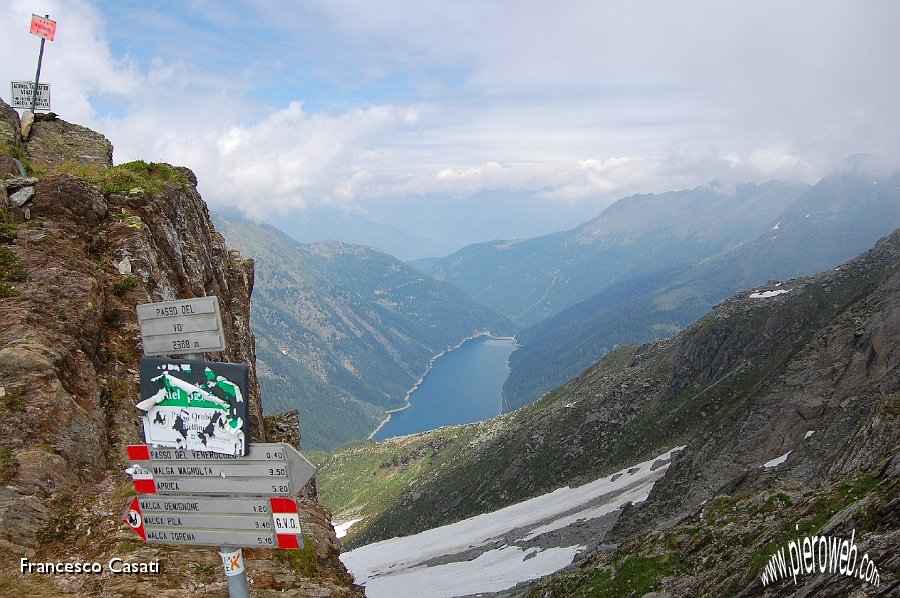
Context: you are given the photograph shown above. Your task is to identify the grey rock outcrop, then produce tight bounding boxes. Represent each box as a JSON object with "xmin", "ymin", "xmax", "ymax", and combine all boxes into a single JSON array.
[
  {"xmin": 0, "ymin": 101, "xmax": 20, "ymax": 147},
  {"xmin": 24, "ymin": 114, "xmax": 113, "ymax": 168}
]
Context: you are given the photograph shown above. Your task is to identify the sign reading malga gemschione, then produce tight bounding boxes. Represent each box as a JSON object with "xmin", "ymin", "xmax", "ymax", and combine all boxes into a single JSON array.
[{"xmin": 138, "ymin": 357, "xmax": 249, "ymax": 456}]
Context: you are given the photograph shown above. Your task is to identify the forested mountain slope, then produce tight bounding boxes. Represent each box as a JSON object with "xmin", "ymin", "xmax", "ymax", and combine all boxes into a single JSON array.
[
  {"xmin": 215, "ymin": 215, "xmax": 515, "ymax": 450},
  {"xmin": 428, "ymin": 181, "xmax": 804, "ymax": 325}
]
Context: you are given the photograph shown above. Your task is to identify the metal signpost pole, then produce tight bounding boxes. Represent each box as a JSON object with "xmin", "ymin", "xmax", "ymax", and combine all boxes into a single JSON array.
[
  {"xmin": 30, "ymin": 15, "xmax": 48, "ymax": 114},
  {"xmin": 182, "ymin": 352, "xmax": 250, "ymax": 598},
  {"xmin": 132, "ymin": 299, "xmax": 311, "ymax": 598}
]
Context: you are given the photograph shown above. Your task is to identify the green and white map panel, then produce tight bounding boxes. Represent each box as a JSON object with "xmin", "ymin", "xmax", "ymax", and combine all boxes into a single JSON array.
[{"xmin": 138, "ymin": 357, "xmax": 250, "ymax": 456}]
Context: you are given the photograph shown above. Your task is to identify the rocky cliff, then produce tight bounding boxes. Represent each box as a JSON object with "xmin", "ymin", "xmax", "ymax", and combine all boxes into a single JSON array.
[{"xmin": 0, "ymin": 102, "xmax": 363, "ymax": 596}]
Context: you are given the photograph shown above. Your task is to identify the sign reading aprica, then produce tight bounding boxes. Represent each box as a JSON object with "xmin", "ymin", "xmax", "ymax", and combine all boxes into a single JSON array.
[{"xmin": 30, "ymin": 15, "xmax": 57, "ymax": 41}]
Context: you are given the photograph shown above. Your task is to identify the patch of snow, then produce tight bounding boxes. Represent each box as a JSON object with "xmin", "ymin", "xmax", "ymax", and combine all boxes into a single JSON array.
[
  {"xmin": 749, "ymin": 289, "xmax": 789, "ymax": 299},
  {"xmin": 357, "ymin": 545, "xmax": 584, "ymax": 598},
  {"xmin": 342, "ymin": 447, "xmax": 683, "ymax": 597},
  {"xmin": 804, "ymin": 430, "xmax": 815, "ymax": 439},
  {"xmin": 494, "ymin": 240, "xmax": 522, "ymax": 251},
  {"xmin": 335, "ymin": 519, "xmax": 362, "ymax": 539},
  {"xmin": 762, "ymin": 450, "xmax": 792, "ymax": 468},
  {"xmin": 518, "ymin": 476, "xmax": 657, "ymax": 542}
]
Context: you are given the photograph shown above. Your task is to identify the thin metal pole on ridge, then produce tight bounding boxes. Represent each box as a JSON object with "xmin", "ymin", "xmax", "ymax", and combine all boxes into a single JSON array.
[{"xmin": 30, "ymin": 15, "xmax": 49, "ymax": 114}]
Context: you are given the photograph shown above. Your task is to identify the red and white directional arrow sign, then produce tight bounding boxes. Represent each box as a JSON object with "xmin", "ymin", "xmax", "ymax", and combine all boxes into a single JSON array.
[
  {"xmin": 124, "ymin": 442, "xmax": 316, "ymax": 497},
  {"xmin": 122, "ymin": 494, "xmax": 304, "ymax": 549}
]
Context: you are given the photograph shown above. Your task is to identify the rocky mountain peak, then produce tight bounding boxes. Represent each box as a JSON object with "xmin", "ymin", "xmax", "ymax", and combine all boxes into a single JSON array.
[{"xmin": 0, "ymin": 99, "xmax": 362, "ymax": 596}]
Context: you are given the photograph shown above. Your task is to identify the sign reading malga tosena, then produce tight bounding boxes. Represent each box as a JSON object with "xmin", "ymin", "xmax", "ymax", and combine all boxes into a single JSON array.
[
  {"xmin": 30, "ymin": 15, "xmax": 57, "ymax": 41},
  {"xmin": 138, "ymin": 357, "xmax": 249, "ymax": 456}
]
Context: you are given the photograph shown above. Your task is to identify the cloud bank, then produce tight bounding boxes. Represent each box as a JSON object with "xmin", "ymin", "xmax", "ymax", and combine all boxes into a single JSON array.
[{"xmin": 1, "ymin": 0, "xmax": 897, "ymax": 222}]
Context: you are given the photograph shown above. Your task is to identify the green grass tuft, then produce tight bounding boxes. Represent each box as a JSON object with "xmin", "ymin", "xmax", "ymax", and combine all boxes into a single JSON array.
[
  {"xmin": 52, "ymin": 160, "xmax": 188, "ymax": 196},
  {"xmin": 111, "ymin": 275, "xmax": 139, "ymax": 296},
  {"xmin": 273, "ymin": 537, "xmax": 318, "ymax": 577}
]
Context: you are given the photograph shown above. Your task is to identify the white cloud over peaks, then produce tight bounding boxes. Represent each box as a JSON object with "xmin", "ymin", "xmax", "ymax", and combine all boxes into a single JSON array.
[
  {"xmin": 111, "ymin": 101, "xmax": 424, "ymax": 218},
  {"xmin": 424, "ymin": 157, "xmax": 639, "ymax": 201}
]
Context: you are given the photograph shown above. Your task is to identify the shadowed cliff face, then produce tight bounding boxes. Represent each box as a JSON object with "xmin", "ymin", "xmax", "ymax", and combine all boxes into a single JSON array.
[{"xmin": 0, "ymin": 102, "xmax": 363, "ymax": 596}]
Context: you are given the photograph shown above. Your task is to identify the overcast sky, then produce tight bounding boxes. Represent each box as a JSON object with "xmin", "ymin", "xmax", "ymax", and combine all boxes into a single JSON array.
[{"xmin": 1, "ymin": 1, "xmax": 898, "ymax": 232}]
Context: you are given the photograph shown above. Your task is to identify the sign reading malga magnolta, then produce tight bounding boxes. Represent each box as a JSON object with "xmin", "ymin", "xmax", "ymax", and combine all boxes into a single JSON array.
[
  {"xmin": 30, "ymin": 15, "xmax": 56, "ymax": 41},
  {"xmin": 138, "ymin": 357, "xmax": 250, "ymax": 456}
]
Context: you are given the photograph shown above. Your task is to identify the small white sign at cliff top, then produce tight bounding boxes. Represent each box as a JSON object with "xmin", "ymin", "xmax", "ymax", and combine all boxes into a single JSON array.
[
  {"xmin": 10, "ymin": 81, "xmax": 50, "ymax": 111},
  {"xmin": 137, "ymin": 297, "xmax": 226, "ymax": 356}
]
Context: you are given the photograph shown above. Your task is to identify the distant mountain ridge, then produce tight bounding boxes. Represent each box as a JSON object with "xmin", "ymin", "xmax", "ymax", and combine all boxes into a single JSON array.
[
  {"xmin": 502, "ymin": 166, "xmax": 900, "ymax": 410},
  {"xmin": 427, "ymin": 180, "xmax": 806, "ymax": 326},
  {"xmin": 214, "ymin": 214, "xmax": 515, "ymax": 450}
]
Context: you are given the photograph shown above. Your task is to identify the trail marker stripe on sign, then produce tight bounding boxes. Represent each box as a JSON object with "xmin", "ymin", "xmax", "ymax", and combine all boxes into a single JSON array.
[{"xmin": 271, "ymin": 497, "xmax": 304, "ymax": 549}]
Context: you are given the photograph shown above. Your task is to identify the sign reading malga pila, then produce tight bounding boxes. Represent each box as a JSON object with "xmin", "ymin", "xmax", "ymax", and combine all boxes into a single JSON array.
[
  {"xmin": 10, "ymin": 81, "xmax": 50, "ymax": 111},
  {"xmin": 138, "ymin": 357, "xmax": 249, "ymax": 456}
]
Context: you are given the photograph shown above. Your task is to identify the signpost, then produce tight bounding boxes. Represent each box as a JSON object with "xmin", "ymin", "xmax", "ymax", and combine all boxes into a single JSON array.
[
  {"xmin": 10, "ymin": 81, "xmax": 50, "ymax": 111},
  {"xmin": 129, "ymin": 298, "xmax": 316, "ymax": 598},
  {"xmin": 123, "ymin": 494, "xmax": 303, "ymax": 549},
  {"xmin": 124, "ymin": 443, "xmax": 316, "ymax": 497},
  {"xmin": 136, "ymin": 296, "xmax": 226, "ymax": 356},
  {"xmin": 27, "ymin": 14, "xmax": 56, "ymax": 114}
]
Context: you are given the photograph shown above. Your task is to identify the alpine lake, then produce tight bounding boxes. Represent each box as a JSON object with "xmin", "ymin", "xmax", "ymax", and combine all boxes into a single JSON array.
[{"xmin": 374, "ymin": 336, "xmax": 517, "ymax": 440}]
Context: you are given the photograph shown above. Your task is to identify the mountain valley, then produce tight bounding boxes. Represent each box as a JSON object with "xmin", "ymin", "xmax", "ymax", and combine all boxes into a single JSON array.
[{"xmin": 317, "ymin": 226, "xmax": 899, "ymax": 596}]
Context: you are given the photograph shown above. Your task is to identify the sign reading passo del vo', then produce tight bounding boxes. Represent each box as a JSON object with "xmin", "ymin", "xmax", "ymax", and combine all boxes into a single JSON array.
[
  {"xmin": 138, "ymin": 357, "xmax": 249, "ymax": 456},
  {"xmin": 136, "ymin": 297, "xmax": 226, "ymax": 356}
]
